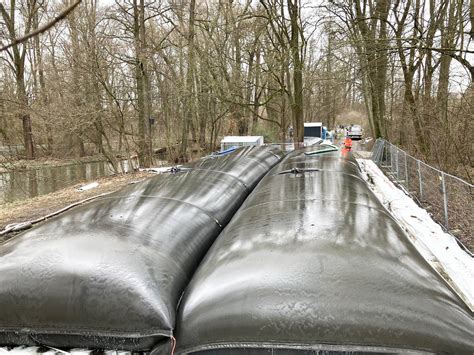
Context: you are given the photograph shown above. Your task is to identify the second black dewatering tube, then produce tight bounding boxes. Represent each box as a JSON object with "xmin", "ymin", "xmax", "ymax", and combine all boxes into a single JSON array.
[
  {"xmin": 175, "ymin": 146, "xmax": 474, "ymax": 354},
  {"xmin": 0, "ymin": 146, "xmax": 284, "ymax": 352}
]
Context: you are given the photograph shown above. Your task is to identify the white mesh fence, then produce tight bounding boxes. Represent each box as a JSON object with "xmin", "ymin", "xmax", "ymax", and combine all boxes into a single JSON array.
[{"xmin": 371, "ymin": 139, "xmax": 473, "ymax": 252}]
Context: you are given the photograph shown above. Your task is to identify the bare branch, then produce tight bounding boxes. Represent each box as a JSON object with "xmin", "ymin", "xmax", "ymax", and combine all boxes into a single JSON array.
[{"xmin": 0, "ymin": 0, "xmax": 82, "ymax": 52}]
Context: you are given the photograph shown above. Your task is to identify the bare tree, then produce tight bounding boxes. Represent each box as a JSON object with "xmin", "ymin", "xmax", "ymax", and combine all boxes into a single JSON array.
[
  {"xmin": 0, "ymin": 0, "xmax": 36, "ymax": 159},
  {"xmin": 133, "ymin": 0, "xmax": 152, "ymax": 167}
]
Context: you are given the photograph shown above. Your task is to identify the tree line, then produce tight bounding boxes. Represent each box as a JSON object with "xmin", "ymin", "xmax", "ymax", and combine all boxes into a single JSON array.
[
  {"xmin": 0, "ymin": 0, "xmax": 472, "ymax": 178},
  {"xmin": 329, "ymin": 0, "xmax": 473, "ymax": 178}
]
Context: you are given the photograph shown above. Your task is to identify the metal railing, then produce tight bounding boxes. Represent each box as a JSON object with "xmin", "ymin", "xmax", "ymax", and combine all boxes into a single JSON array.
[{"xmin": 371, "ymin": 138, "xmax": 473, "ymax": 252}]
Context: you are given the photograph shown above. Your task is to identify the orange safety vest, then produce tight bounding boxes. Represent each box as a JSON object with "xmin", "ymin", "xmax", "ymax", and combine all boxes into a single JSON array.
[{"xmin": 344, "ymin": 137, "xmax": 353, "ymax": 148}]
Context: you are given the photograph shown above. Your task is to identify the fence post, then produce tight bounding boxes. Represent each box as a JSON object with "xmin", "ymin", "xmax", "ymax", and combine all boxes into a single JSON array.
[
  {"xmin": 417, "ymin": 160, "xmax": 423, "ymax": 200},
  {"xmin": 404, "ymin": 151, "xmax": 408, "ymax": 189},
  {"xmin": 390, "ymin": 144, "xmax": 393, "ymax": 173},
  {"xmin": 378, "ymin": 139, "xmax": 384, "ymax": 164},
  {"xmin": 441, "ymin": 172, "xmax": 449, "ymax": 229},
  {"xmin": 374, "ymin": 140, "xmax": 380, "ymax": 164},
  {"xmin": 372, "ymin": 140, "xmax": 380, "ymax": 163},
  {"xmin": 379, "ymin": 140, "xmax": 384, "ymax": 164},
  {"xmin": 395, "ymin": 147, "xmax": 399, "ymax": 180}
]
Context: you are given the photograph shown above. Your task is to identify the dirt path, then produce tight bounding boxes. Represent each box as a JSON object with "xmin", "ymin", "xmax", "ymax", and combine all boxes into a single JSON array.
[{"xmin": 0, "ymin": 171, "xmax": 155, "ymax": 239}]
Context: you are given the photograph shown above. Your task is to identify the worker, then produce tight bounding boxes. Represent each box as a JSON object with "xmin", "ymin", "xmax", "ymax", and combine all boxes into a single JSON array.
[{"xmin": 344, "ymin": 137, "xmax": 353, "ymax": 151}]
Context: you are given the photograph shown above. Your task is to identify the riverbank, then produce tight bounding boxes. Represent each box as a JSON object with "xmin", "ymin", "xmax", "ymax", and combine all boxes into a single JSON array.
[
  {"xmin": 0, "ymin": 171, "xmax": 155, "ymax": 240},
  {"xmin": 0, "ymin": 155, "xmax": 108, "ymax": 172}
]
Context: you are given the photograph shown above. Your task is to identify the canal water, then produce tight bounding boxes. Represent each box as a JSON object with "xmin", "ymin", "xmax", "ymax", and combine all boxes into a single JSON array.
[{"xmin": 0, "ymin": 159, "xmax": 141, "ymax": 205}]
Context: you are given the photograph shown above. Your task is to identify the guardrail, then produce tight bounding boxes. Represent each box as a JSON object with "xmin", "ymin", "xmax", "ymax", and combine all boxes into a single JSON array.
[{"xmin": 371, "ymin": 138, "xmax": 473, "ymax": 252}]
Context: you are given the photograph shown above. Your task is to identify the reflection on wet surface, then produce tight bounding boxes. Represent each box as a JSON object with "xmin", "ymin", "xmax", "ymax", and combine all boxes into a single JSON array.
[
  {"xmin": 0, "ymin": 159, "xmax": 141, "ymax": 205},
  {"xmin": 176, "ymin": 148, "xmax": 474, "ymax": 354},
  {"xmin": 0, "ymin": 146, "xmax": 284, "ymax": 350}
]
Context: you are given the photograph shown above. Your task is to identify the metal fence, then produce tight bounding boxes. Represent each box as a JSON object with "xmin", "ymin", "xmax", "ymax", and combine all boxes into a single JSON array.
[{"xmin": 371, "ymin": 138, "xmax": 473, "ymax": 252}]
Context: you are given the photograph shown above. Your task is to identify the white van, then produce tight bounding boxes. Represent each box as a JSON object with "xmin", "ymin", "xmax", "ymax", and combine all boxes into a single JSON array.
[{"xmin": 347, "ymin": 125, "xmax": 362, "ymax": 140}]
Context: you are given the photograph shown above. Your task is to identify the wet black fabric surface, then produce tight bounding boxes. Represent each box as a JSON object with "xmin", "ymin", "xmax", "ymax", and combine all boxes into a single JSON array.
[
  {"xmin": 176, "ymin": 147, "xmax": 474, "ymax": 354},
  {"xmin": 191, "ymin": 349, "xmax": 402, "ymax": 355},
  {"xmin": 0, "ymin": 146, "xmax": 283, "ymax": 351}
]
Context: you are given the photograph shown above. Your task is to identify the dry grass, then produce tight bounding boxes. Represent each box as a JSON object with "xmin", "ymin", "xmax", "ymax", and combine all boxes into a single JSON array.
[{"xmin": 0, "ymin": 171, "xmax": 155, "ymax": 233}]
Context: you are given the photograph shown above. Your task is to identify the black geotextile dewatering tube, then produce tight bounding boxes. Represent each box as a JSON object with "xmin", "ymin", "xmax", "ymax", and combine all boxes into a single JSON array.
[
  {"xmin": 0, "ymin": 146, "xmax": 284, "ymax": 352},
  {"xmin": 175, "ymin": 145, "xmax": 474, "ymax": 354}
]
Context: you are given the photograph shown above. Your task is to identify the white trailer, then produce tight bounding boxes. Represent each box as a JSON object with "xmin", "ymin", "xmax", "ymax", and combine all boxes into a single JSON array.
[
  {"xmin": 303, "ymin": 122, "xmax": 323, "ymax": 146},
  {"xmin": 304, "ymin": 122, "xmax": 323, "ymax": 138},
  {"xmin": 220, "ymin": 136, "xmax": 264, "ymax": 151}
]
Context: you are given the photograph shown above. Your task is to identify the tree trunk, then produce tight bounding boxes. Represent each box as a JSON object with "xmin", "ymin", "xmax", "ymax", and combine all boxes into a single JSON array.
[
  {"xmin": 0, "ymin": 0, "xmax": 35, "ymax": 159},
  {"xmin": 288, "ymin": 0, "xmax": 304, "ymax": 146},
  {"xmin": 180, "ymin": 0, "xmax": 196, "ymax": 161},
  {"xmin": 470, "ymin": 0, "xmax": 474, "ymax": 40},
  {"xmin": 133, "ymin": 0, "xmax": 152, "ymax": 167},
  {"xmin": 67, "ymin": 1, "xmax": 86, "ymax": 157},
  {"xmin": 16, "ymin": 63, "xmax": 35, "ymax": 159},
  {"xmin": 251, "ymin": 45, "xmax": 261, "ymax": 134}
]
